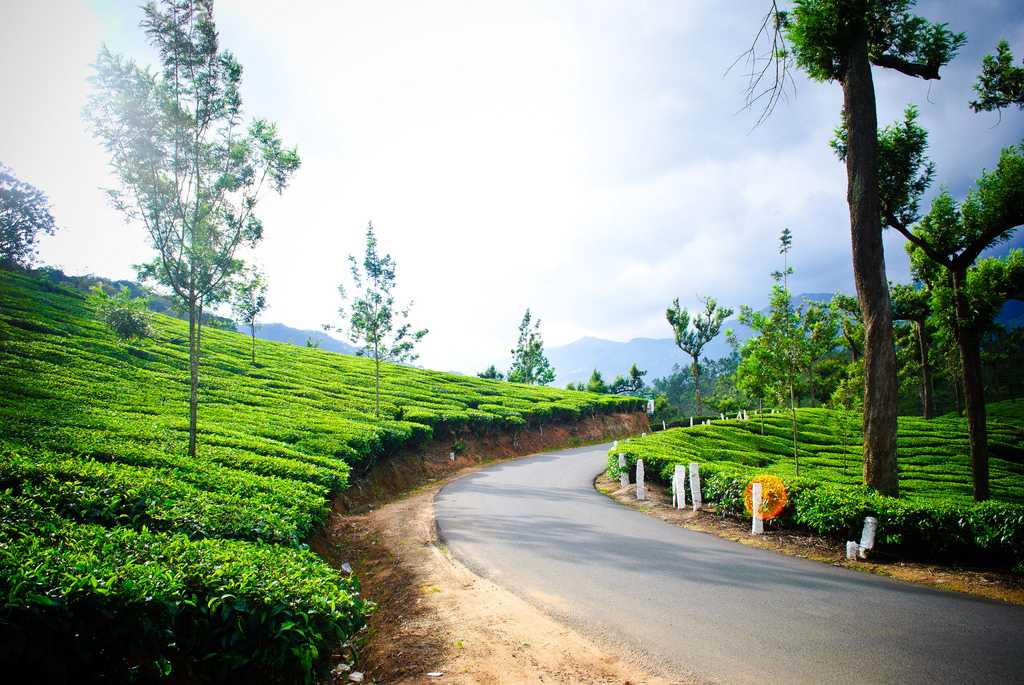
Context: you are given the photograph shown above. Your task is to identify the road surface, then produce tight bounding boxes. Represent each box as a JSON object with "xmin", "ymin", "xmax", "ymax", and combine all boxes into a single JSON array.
[{"xmin": 435, "ymin": 443, "xmax": 1024, "ymax": 684}]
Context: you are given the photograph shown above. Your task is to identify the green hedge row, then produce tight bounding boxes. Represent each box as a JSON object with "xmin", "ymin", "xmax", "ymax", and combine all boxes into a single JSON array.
[
  {"xmin": 608, "ymin": 453, "xmax": 1024, "ymax": 570},
  {"xmin": 0, "ymin": 495, "xmax": 369, "ymax": 684},
  {"xmin": 0, "ymin": 269, "xmax": 644, "ymax": 681}
]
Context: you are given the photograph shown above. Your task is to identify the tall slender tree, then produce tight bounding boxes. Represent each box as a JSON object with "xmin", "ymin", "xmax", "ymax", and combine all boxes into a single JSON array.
[
  {"xmin": 507, "ymin": 309, "xmax": 556, "ymax": 385},
  {"xmin": 337, "ymin": 221, "xmax": 428, "ymax": 418},
  {"xmin": 742, "ymin": 0, "xmax": 965, "ymax": 496},
  {"xmin": 85, "ymin": 0, "xmax": 300, "ymax": 457},
  {"xmin": 666, "ymin": 296, "xmax": 733, "ymax": 416},
  {"xmin": 231, "ymin": 265, "xmax": 268, "ymax": 363}
]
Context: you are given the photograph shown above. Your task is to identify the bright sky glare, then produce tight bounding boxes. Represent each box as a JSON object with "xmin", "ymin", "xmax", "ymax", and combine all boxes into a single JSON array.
[{"xmin": 2, "ymin": 1, "xmax": 1022, "ymax": 373}]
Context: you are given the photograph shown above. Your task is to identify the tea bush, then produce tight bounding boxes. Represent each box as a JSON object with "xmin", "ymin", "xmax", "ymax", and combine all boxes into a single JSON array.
[
  {"xmin": 609, "ymin": 407, "xmax": 1024, "ymax": 567},
  {"xmin": 0, "ymin": 270, "xmax": 640, "ymax": 681}
]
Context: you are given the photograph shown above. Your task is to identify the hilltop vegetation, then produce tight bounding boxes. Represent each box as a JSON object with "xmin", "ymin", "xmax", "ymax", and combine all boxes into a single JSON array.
[{"xmin": 0, "ymin": 270, "xmax": 639, "ymax": 682}]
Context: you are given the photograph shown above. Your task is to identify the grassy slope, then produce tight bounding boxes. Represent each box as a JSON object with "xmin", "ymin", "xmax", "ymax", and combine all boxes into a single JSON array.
[
  {"xmin": 615, "ymin": 403, "xmax": 1024, "ymax": 504},
  {"xmin": 0, "ymin": 270, "xmax": 639, "ymax": 678}
]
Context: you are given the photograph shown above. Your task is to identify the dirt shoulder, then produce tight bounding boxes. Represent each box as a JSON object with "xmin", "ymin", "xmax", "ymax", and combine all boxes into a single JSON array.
[
  {"xmin": 316, "ymin": 474, "xmax": 677, "ymax": 684},
  {"xmin": 595, "ymin": 473, "xmax": 1024, "ymax": 606}
]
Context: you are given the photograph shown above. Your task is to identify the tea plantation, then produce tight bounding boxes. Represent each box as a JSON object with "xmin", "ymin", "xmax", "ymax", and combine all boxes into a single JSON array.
[
  {"xmin": 611, "ymin": 405, "xmax": 1024, "ymax": 567},
  {"xmin": 0, "ymin": 270, "xmax": 641, "ymax": 682}
]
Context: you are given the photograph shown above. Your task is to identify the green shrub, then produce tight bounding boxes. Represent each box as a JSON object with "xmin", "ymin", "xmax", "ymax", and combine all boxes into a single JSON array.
[
  {"xmin": 609, "ymin": 412, "xmax": 1024, "ymax": 567},
  {"xmin": 0, "ymin": 496, "xmax": 368, "ymax": 684},
  {"xmin": 88, "ymin": 284, "xmax": 152, "ymax": 342}
]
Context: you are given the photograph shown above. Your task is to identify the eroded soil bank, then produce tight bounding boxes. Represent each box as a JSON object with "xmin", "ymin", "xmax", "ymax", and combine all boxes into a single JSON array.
[{"xmin": 332, "ymin": 411, "xmax": 648, "ymax": 513}]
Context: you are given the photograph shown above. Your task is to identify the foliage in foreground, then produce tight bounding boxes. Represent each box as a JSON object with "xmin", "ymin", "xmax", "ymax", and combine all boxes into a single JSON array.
[
  {"xmin": 0, "ymin": 270, "xmax": 640, "ymax": 681},
  {"xmin": 609, "ymin": 404, "xmax": 1024, "ymax": 566}
]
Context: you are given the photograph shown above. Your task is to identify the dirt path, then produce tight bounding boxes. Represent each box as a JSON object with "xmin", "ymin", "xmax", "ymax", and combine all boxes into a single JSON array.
[{"xmin": 317, "ymin": 479, "xmax": 676, "ymax": 684}]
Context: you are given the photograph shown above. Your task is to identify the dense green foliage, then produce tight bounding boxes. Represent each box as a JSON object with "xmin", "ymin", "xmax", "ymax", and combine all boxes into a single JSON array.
[
  {"xmin": 609, "ymin": 404, "xmax": 1024, "ymax": 565},
  {"xmin": 971, "ymin": 40, "xmax": 1024, "ymax": 114},
  {"xmin": 0, "ymin": 270, "xmax": 639, "ymax": 681},
  {"xmin": 88, "ymin": 284, "xmax": 153, "ymax": 343},
  {"xmin": 0, "ymin": 163, "xmax": 58, "ymax": 268}
]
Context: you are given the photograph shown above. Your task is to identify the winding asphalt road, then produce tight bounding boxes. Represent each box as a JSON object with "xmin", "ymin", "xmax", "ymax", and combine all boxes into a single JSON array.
[{"xmin": 435, "ymin": 443, "xmax": 1024, "ymax": 684}]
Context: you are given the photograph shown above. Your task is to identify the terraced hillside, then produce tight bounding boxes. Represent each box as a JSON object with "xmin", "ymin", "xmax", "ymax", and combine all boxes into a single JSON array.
[
  {"xmin": 612, "ymin": 405, "xmax": 1024, "ymax": 566},
  {"xmin": 615, "ymin": 405, "xmax": 1024, "ymax": 504},
  {"xmin": 0, "ymin": 270, "xmax": 641, "ymax": 682}
]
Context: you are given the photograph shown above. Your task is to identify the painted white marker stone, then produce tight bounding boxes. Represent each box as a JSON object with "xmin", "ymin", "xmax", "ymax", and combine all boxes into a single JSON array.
[
  {"xmin": 674, "ymin": 464, "xmax": 687, "ymax": 510},
  {"xmin": 688, "ymin": 462, "xmax": 702, "ymax": 511},
  {"xmin": 858, "ymin": 516, "xmax": 878, "ymax": 559},
  {"xmin": 636, "ymin": 459, "xmax": 646, "ymax": 500},
  {"xmin": 618, "ymin": 453, "xmax": 629, "ymax": 489},
  {"xmin": 689, "ymin": 416, "xmax": 694, "ymax": 428},
  {"xmin": 846, "ymin": 541, "xmax": 860, "ymax": 560},
  {"xmin": 449, "ymin": 451, "xmax": 455, "ymax": 462},
  {"xmin": 751, "ymin": 481, "xmax": 764, "ymax": 535}
]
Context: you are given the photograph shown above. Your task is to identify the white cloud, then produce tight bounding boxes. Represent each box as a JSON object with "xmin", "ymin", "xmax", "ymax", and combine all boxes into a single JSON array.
[{"xmin": 4, "ymin": 0, "xmax": 1022, "ymax": 375}]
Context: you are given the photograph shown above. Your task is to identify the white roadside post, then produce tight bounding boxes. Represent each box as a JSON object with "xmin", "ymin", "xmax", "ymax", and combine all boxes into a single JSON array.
[
  {"xmin": 663, "ymin": 420, "xmax": 667, "ymax": 431},
  {"xmin": 720, "ymin": 412, "xmax": 725, "ymax": 421},
  {"xmin": 618, "ymin": 453, "xmax": 628, "ymax": 489},
  {"xmin": 689, "ymin": 416, "xmax": 694, "ymax": 428},
  {"xmin": 688, "ymin": 462, "xmax": 702, "ymax": 511},
  {"xmin": 846, "ymin": 541, "xmax": 860, "ymax": 560},
  {"xmin": 636, "ymin": 459, "xmax": 646, "ymax": 500},
  {"xmin": 449, "ymin": 451, "xmax": 455, "ymax": 462},
  {"xmin": 674, "ymin": 464, "xmax": 687, "ymax": 510},
  {"xmin": 751, "ymin": 481, "xmax": 764, "ymax": 535},
  {"xmin": 858, "ymin": 516, "xmax": 878, "ymax": 559}
]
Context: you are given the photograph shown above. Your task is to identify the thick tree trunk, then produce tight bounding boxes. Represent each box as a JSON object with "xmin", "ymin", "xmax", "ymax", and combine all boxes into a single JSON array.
[
  {"xmin": 914, "ymin": 320, "xmax": 934, "ymax": 419},
  {"xmin": 691, "ymin": 357, "xmax": 703, "ymax": 416},
  {"xmin": 188, "ymin": 297, "xmax": 199, "ymax": 458},
  {"xmin": 952, "ymin": 269, "xmax": 989, "ymax": 501},
  {"xmin": 842, "ymin": 32, "xmax": 899, "ymax": 497}
]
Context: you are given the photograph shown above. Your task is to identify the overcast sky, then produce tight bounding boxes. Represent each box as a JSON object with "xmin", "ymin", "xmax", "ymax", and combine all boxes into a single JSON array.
[{"xmin": 3, "ymin": 1, "xmax": 1023, "ymax": 373}]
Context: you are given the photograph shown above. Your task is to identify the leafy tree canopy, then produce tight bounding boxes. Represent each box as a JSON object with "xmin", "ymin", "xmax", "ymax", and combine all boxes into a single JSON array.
[
  {"xmin": 0, "ymin": 164, "xmax": 58, "ymax": 267},
  {"xmin": 782, "ymin": 0, "xmax": 965, "ymax": 83},
  {"xmin": 971, "ymin": 40, "xmax": 1024, "ymax": 114}
]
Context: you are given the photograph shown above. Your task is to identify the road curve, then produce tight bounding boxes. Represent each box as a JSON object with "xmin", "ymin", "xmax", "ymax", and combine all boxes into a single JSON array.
[{"xmin": 435, "ymin": 443, "xmax": 1024, "ymax": 684}]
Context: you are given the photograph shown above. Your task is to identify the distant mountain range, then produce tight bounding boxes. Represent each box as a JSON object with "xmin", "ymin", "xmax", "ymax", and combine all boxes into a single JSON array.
[
  {"xmin": 242, "ymin": 322, "xmax": 359, "ymax": 355},
  {"xmin": 542, "ymin": 294, "xmax": 1023, "ymax": 387}
]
